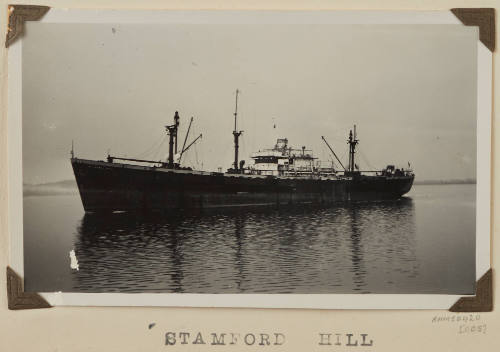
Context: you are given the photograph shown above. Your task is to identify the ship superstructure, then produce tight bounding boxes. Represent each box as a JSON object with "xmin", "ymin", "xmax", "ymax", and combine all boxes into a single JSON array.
[{"xmin": 249, "ymin": 138, "xmax": 342, "ymax": 177}]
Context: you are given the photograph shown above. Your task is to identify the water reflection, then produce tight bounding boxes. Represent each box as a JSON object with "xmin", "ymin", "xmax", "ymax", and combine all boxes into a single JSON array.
[
  {"xmin": 348, "ymin": 206, "xmax": 367, "ymax": 292},
  {"xmin": 233, "ymin": 215, "xmax": 245, "ymax": 291},
  {"xmin": 72, "ymin": 199, "xmax": 417, "ymax": 293}
]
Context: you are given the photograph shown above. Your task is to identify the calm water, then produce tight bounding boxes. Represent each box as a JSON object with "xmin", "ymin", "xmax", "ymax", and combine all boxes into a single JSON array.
[{"xmin": 23, "ymin": 185, "xmax": 476, "ymax": 294}]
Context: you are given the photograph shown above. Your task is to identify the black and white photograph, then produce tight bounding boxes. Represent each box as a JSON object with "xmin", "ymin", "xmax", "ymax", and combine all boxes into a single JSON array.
[{"xmin": 13, "ymin": 11, "xmax": 490, "ymax": 303}]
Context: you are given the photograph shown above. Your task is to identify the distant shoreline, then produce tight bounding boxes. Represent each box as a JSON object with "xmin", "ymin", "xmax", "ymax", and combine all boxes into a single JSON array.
[
  {"xmin": 413, "ymin": 180, "xmax": 476, "ymax": 185},
  {"xmin": 23, "ymin": 179, "xmax": 78, "ymax": 197}
]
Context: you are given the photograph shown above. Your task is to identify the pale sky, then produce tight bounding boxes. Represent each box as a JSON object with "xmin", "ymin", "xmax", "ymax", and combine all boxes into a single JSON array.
[{"xmin": 22, "ymin": 23, "xmax": 478, "ymax": 184}]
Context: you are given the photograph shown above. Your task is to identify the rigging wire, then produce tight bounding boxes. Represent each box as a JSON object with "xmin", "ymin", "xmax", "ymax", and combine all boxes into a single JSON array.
[
  {"xmin": 191, "ymin": 125, "xmax": 200, "ymax": 169},
  {"xmin": 241, "ymin": 133, "xmax": 247, "ymax": 165},
  {"xmin": 358, "ymin": 147, "xmax": 377, "ymax": 170},
  {"xmin": 196, "ymin": 124, "xmax": 203, "ymax": 169},
  {"xmin": 340, "ymin": 149, "xmax": 349, "ymax": 168},
  {"xmin": 150, "ymin": 136, "xmax": 168, "ymax": 161},
  {"xmin": 180, "ymin": 124, "xmax": 202, "ymax": 169},
  {"xmin": 133, "ymin": 134, "xmax": 167, "ymax": 159},
  {"xmin": 237, "ymin": 93, "xmax": 247, "ymax": 167},
  {"xmin": 321, "ymin": 144, "xmax": 338, "ymax": 170},
  {"xmin": 194, "ymin": 141, "xmax": 200, "ymax": 169}
]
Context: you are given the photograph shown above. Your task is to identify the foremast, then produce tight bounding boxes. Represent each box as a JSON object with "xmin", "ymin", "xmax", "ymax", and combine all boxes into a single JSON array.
[
  {"xmin": 232, "ymin": 89, "xmax": 244, "ymax": 173},
  {"xmin": 165, "ymin": 111, "xmax": 180, "ymax": 168}
]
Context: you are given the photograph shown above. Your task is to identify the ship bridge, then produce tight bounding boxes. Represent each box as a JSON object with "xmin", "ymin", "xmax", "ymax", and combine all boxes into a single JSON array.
[{"xmin": 249, "ymin": 138, "xmax": 335, "ymax": 177}]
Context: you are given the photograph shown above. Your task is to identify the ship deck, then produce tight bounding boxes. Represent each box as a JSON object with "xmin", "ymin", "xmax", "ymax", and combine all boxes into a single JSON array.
[{"xmin": 71, "ymin": 158, "xmax": 358, "ymax": 181}]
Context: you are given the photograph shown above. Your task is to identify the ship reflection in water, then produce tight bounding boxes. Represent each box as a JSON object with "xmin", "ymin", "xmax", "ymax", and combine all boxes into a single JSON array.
[{"xmin": 72, "ymin": 199, "xmax": 418, "ymax": 293}]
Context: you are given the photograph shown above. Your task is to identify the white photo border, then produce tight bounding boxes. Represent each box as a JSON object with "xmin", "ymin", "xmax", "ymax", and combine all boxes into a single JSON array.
[{"xmin": 7, "ymin": 9, "xmax": 492, "ymax": 309}]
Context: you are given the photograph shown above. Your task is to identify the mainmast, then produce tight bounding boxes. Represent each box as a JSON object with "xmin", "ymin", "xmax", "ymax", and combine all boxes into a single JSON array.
[
  {"xmin": 348, "ymin": 125, "xmax": 359, "ymax": 173},
  {"xmin": 232, "ymin": 89, "xmax": 243, "ymax": 172}
]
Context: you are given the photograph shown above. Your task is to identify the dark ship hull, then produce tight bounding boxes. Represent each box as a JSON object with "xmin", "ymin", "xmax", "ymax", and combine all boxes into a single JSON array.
[{"xmin": 72, "ymin": 158, "xmax": 414, "ymax": 213}]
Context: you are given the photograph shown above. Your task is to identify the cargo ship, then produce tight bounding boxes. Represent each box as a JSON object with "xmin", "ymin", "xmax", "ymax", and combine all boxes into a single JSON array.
[{"xmin": 71, "ymin": 91, "xmax": 414, "ymax": 213}]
